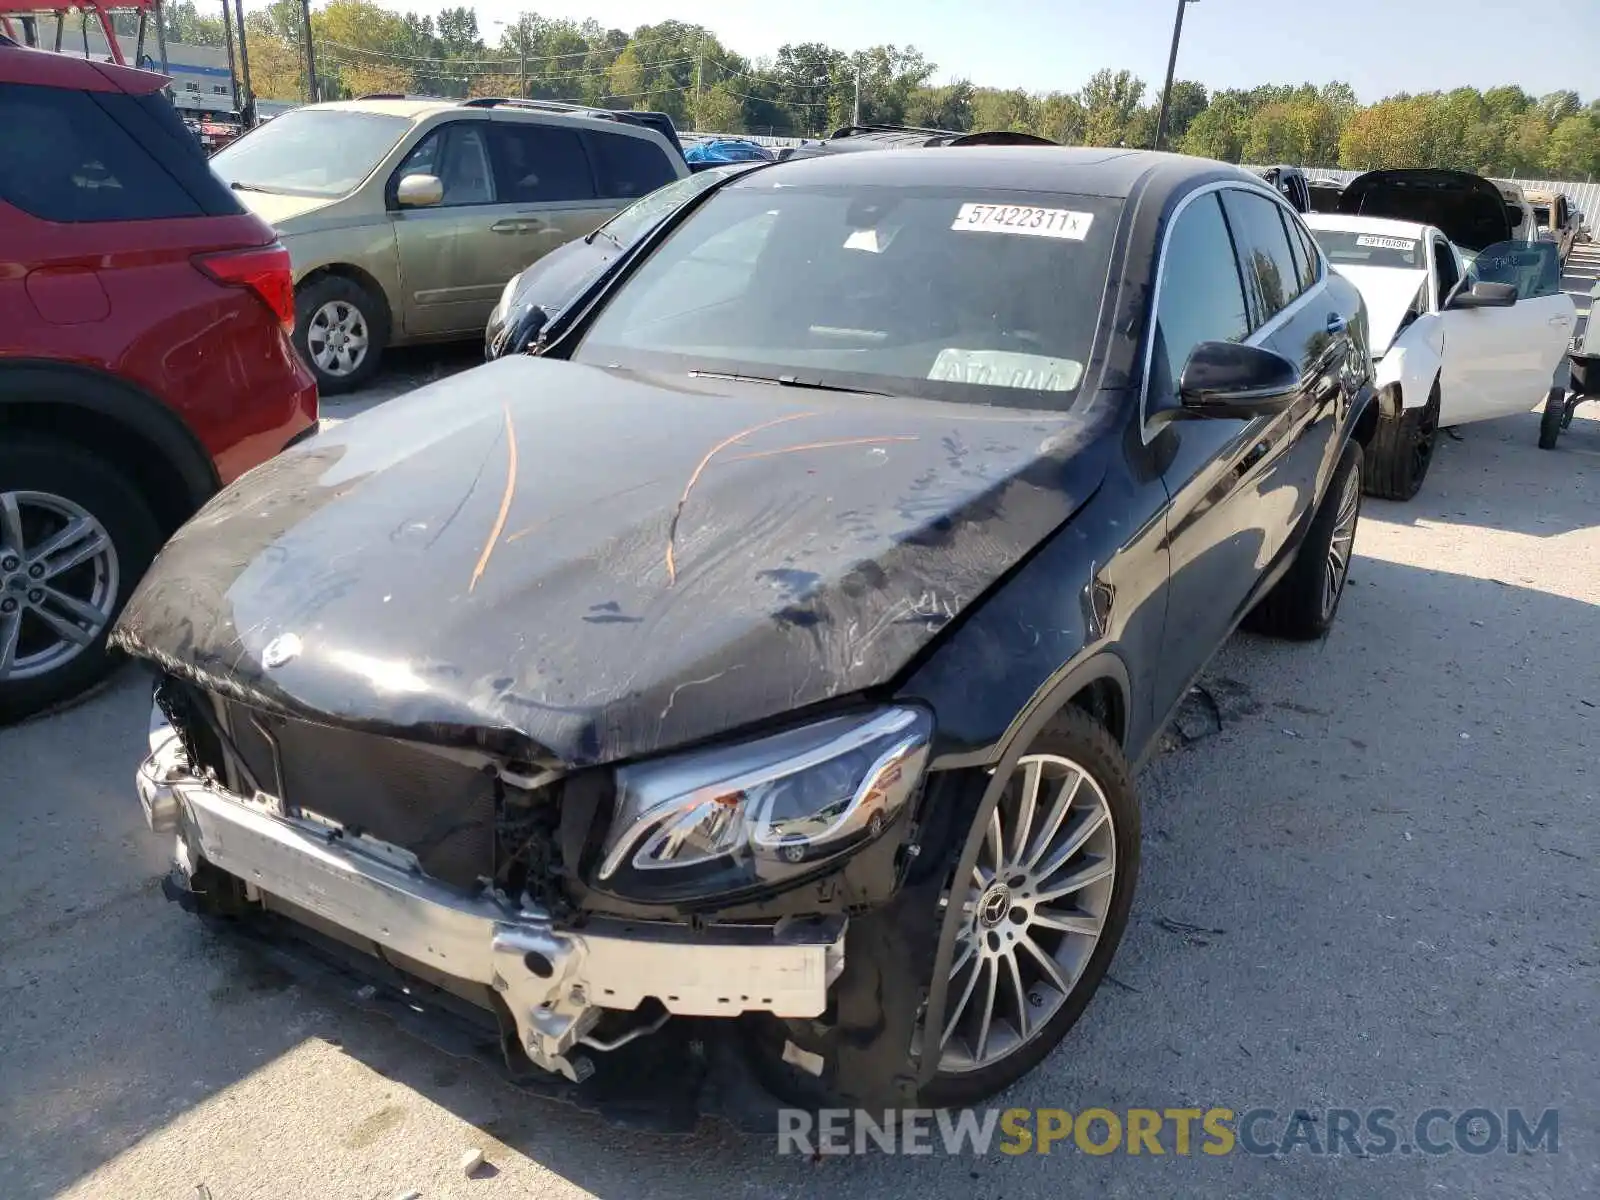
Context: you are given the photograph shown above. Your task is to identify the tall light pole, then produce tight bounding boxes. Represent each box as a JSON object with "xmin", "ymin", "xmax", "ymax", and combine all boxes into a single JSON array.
[
  {"xmin": 1152, "ymin": 0, "xmax": 1199, "ymax": 152},
  {"xmin": 233, "ymin": 0, "xmax": 253, "ymax": 124},
  {"xmin": 493, "ymin": 19, "xmax": 528, "ymax": 98},
  {"xmin": 299, "ymin": 0, "xmax": 318, "ymax": 102}
]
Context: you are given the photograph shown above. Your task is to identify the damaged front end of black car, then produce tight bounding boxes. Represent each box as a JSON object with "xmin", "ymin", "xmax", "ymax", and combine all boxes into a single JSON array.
[
  {"xmin": 115, "ymin": 343, "xmax": 1113, "ymax": 1126},
  {"xmin": 115, "ymin": 145, "xmax": 1373, "ymax": 1129}
]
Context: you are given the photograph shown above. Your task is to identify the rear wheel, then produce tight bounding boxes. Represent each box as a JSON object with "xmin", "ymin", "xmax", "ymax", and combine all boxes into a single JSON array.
[
  {"xmin": 1246, "ymin": 440, "xmax": 1362, "ymax": 641},
  {"xmin": 0, "ymin": 437, "xmax": 161, "ymax": 722},
  {"xmin": 921, "ymin": 706, "xmax": 1139, "ymax": 1108},
  {"xmin": 293, "ymin": 274, "xmax": 388, "ymax": 395},
  {"xmin": 1539, "ymin": 387, "xmax": 1568, "ymax": 450},
  {"xmin": 1362, "ymin": 384, "xmax": 1439, "ymax": 500}
]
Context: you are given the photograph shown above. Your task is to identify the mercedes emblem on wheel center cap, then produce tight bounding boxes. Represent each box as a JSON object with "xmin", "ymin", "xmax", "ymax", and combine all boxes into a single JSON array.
[{"xmin": 261, "ymin": 633, "xmax": 302, "ymax": 669}]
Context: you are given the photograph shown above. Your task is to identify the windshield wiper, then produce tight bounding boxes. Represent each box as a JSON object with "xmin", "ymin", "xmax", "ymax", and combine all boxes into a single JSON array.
[
  {"xmin": 228, "ymin": 181, "xmax": 275, "ymax": 193},
  {"xmin": 687, "ymin": 370, "xmax": 887, "ymax": 396},
  {"xmin": 585, "ymin": 226, "xmax": 624, "ymax": 248}
]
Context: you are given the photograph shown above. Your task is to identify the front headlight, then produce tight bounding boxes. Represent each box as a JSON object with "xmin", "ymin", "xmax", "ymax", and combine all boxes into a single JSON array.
[
  {"xmin": 596, "ymin": 706, "xmax": 933, "ymax": 902},
  {"xmin": 489, "ymin": 271, "xmax": 523, "ymax": 325}
]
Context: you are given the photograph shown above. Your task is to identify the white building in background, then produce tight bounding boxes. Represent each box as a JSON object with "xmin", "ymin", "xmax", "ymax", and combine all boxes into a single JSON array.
[{"xmin": 58, "ymin": 26, "xmax": 239, "ymax": 115}]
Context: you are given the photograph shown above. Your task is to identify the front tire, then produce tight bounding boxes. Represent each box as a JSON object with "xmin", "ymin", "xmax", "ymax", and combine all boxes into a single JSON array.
[
  {"xmin": 1362, "ymin": 384, "xmax": 1439, "ymax": 500},
  {"xmin": 1246, "ymin": 440, "xmax": 1362, "ymax": 641},
  {"xmin": 0, "ymin": 437, "xmax": 161, "ymax": 722},
  {"xmin": 293, "ymin": 274, "xmax": 388, "ymax": 395},
  {"xmin": 921, "ymin": 706, "xmax": 1140, "ymax": 1108},
  {"xmin": 1539, "ymin": 388, "xmax": 1568, "ymax": 450}
]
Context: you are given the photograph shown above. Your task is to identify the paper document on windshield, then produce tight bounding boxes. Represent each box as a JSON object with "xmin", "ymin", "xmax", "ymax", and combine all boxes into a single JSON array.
[
  {"xmin": 952, "ymin": 203, "xmax": 1094, "ymax": 240},
  {"xmin": 928, "ymin": 349, "xmax": 1084, "ymax": 392}
]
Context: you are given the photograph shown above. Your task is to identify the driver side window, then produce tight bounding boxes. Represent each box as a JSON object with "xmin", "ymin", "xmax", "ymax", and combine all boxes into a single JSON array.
[
  {"xmin": 395, "ymin": 124, "xmax": 495, "ymax": 206},
  {"xmin": 1150, "ymin": 192, "xmax": 1250, "ymax": 400},
  {"xmin": 1472, "ymin": 240, "xmax": 1561, "ymax": 300}
]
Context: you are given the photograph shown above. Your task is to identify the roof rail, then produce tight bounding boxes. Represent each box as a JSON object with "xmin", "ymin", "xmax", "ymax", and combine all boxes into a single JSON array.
[{"xmin": 460, "ymin": 96, "xmax": 612, "ymax": 117}]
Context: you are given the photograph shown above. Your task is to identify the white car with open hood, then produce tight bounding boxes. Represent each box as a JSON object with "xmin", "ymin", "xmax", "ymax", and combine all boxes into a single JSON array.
[{"xmin": 1308, "ymin": 169, "xmax": 1575, "ymax": 499}]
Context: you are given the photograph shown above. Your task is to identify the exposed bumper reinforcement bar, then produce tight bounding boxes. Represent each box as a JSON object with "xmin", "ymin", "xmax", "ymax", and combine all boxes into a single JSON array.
[{"xmin": 138, "ymin": 721, "xmax": 845, "ymax": 1080}]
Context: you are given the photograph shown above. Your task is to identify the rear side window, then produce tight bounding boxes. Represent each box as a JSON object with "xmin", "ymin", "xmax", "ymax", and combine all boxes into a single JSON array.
[
  {"xmin": 490, "ymin": 123, "xmax": 596, "ymax": 203},
  {"xmin": 589, "ymin": 130, "xmax": 677, "ymax": 200},
  {"xmin": 1220, "ymin": 189, "xmax": 1304, "ymax": 326},
  {"xmin": 0, "ymin": 82, "xmax": 233, "ymax": 222}
]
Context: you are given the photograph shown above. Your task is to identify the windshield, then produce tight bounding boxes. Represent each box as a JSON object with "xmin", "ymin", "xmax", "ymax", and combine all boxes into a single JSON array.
[
  {"xmin": 1313, "ymin": 229, "xmax": 1425, "ymax": 269},
  {"xmin": 573, "ymin": 180, "xmax": 1122, "ymax": 409},
  {"xmin": 597, "ymin": 165, "xmax": 748, "ymax": 248},
  {"xmin": 1533, "ymin": 204, "xmax": 1551, "ymax": 227},
  {"xmin": 210, "ymin": 109, "xmax": 411, "ymax": 198}
]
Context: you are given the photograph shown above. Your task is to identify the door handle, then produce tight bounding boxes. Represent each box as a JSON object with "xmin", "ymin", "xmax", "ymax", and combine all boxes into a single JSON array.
[
  {"xmin": 1549, "ymin": 315, "xmax": 1572, "ymax": 327},
  {"xmin": 1325, "ymin": 313, "xmax": 1348, "ymax": 334},
  {"xmin": 491, "ymin": 219, "xmax": 543, "ymax": 234}
]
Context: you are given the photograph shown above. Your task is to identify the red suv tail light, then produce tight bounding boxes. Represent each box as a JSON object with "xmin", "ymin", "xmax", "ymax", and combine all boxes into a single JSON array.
[{"xmin": 194, "ymin": 243, "xmax": 295, "ymax": 330}]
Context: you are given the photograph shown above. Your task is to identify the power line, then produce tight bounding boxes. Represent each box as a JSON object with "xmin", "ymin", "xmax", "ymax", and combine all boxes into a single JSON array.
[{"xmin": 317, "ymin": 36, "xmax": 611, "ymax": 68}]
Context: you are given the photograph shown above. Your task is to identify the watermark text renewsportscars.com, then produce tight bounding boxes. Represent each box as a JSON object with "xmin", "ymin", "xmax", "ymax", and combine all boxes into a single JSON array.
[{"xmin": 777, "ymin": 1106, "xmax": 1560, "ymax": 1157}]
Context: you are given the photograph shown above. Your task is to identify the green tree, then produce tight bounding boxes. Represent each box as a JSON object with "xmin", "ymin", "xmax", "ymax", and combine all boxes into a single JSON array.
[
  {"xmin": 1181, "ymin": 95, "xmax": 1248, "ymax": 161},
  {"xmin": 161, "ymin": 0, "xmax": 224, "ymax": 47},
  {"xmin": 970, "ymin": 88, "xmax": 1037, "ymax": 133},
  {"xmin": 905, "ymin": 81, "xmax": 976, "ymax": 131},
  {"xmin": 1538, "ymin": 89, "xmax": 1581, "ymax": 125},
  {"xmin": 1147, "ymin": 79, "xmax": 1208, "ymax": 148},
  {"xmin": 1544, "ymin": 114, "xmax": 1599, "ymax": 178},
  {"xmin": 693, "ymin": 82, "xmax": 744, "ymax": 133},
  {"xmin": 1036, "ymin": 91, "xmax": 1087, "ymax": 144},
  {"xmin": 1078, "ymin": 68, "xmax": 1145, "ymax": 146}
]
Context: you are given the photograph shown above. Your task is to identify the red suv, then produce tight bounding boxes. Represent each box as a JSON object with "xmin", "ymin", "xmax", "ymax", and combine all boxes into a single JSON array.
[{"xmin": 0, "ymin": 45, "xmax": 317, "ymax": 721}]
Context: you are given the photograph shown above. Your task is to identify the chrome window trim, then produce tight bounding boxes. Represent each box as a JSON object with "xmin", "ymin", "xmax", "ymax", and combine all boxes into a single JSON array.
[{"xmin": 1139, "ymin": 180, "xmax": 1327, "ymax": 444}]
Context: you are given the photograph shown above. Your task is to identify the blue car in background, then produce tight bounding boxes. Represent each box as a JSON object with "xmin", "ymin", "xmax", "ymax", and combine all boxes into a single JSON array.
[{"xmin": 684, "ymin": 136, "xmax": 776, "ymax": 171}]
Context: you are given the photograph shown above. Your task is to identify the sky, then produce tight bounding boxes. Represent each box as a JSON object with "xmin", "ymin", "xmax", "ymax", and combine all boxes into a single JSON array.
[{"xmin": 375, "ymin": 0, "xmax": 1600, "ymax": 103}]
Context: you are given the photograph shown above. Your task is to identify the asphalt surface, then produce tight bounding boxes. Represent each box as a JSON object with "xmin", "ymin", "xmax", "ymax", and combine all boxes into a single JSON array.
[{"xmin": 3, "ymin": 264, "xmax": 1599, "ymax": 1198}]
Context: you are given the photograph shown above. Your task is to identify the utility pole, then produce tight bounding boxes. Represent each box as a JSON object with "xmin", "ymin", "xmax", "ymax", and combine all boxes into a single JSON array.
[
  {"xmin": 233, "ymin": 0, "xmax": 253, "ymax": 124},
  {"xmin": 517, "ymin": 21, "xmax": 527, "ymax": 99},
  {"xmin": 153, "ymin": 0, "xmax": 168, "ymax": 72},
  {"xmin": 853, "ymin": 60, "xmax": 861, "ymax": 126},
  {"xmin": 1153, "ymin": 0, "xmax": 1198, "ymax": 151},
  {"xmin": 298, "ymin": 0, "xmax": 318, "ymax": 102},
  {"xmin": 218, "ymin": 0, "xmax": 239, "ymax": 114},
  {"xmin": 694, "ymin": 54, "xmax": 702, "ymax": 123}
]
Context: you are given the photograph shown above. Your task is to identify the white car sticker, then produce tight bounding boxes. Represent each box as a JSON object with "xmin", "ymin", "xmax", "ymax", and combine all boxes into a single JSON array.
[
  {"xmin": 1355, "ymin": 234, "xmax": 1416, "ymax": 252},
  {"xmin": 928, "ymin": 349, "xmax": 1084, "ymax": 392},
  {"xmin": 951, "ymin": 203, "xmax": 1094, "ymax": 240}
]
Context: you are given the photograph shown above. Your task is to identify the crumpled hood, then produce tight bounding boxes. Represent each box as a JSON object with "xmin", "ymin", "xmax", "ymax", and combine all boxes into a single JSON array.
[
  {"xmin": 1331, "ymin": 264, "xmax": 1428, "ymax": 355},
  {"xmin": 114, "ymin": 357, "xmax": 1110, "ymax": 767}
]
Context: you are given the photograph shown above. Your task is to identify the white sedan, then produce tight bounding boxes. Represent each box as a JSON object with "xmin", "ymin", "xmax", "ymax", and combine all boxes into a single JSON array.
[{"xmin": 1304, "ymin": 212, "xmax": 1574, "ymax": 499}]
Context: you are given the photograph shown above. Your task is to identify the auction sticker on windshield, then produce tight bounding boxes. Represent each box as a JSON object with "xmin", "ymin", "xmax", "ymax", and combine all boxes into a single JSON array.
[
  {"xmin": 952, "ymin": 203, "xmax": 1094, "ymax": 240},
  {"xmin": 1355, "ymin": 234, "xmax": 1416, "ymax": 252},
  {"xmin": 928, "ymin": 349, "xmax": 1084, "ymax": 392}
]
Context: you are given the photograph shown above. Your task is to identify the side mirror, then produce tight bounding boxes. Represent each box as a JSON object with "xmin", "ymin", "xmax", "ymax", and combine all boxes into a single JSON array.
[
  {"xmin": 397, "ymin": 173, "xmax": 444, "ymax": 208},
  {"xmin": 1505, "ymin": 204, "xmax": 1524, "ymax": 229},
  {"xmin": 498, "ymin": 302, "xmax": 551, "ymax": 356},
  {"xmin": 1447, "ymin": 281, "xmax": 1519, "ymax": 309},
  {"xmin": 1174, "ymin": 341, "xmax": 1301, "ymax": 419}
]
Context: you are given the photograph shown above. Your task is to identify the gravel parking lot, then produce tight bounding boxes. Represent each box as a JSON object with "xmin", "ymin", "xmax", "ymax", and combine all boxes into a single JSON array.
[{"xmin": 4, "ymin": 272, "xmax": 1598, "ymax": 1197}]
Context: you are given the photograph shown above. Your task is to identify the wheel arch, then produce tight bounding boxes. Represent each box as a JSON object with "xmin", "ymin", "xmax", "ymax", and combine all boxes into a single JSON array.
[
  {"xmin": 296, "ymin": 263, "xmax": 395, "ymax": 334},
  {"xmin": 0, "ymin": 361, "xmax": 217, "ymax": 536},
  {"xmin": 913, "ymin": 648, "xmax": 1133, "ymax": 1089}
]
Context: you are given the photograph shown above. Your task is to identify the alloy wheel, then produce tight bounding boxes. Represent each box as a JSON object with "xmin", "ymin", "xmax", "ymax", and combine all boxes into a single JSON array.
[
  {"xmin": 306, "ymin": 299, "xmax": 370, "ymax": 377},
  {"xmin": 1411, "ymin": 397, "xmax": 1439, "ymax": 484},
  {"xmin": 938, "ymin": 753, "xmax": 1117, "ymax": 1074},
  {"xmin": 0, "ymin": 490, "xmax": 119, "ymax": 681},
  {"xmin": 1322, "ymin": 467, "xmax": 1360, "ymax": 620}
]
